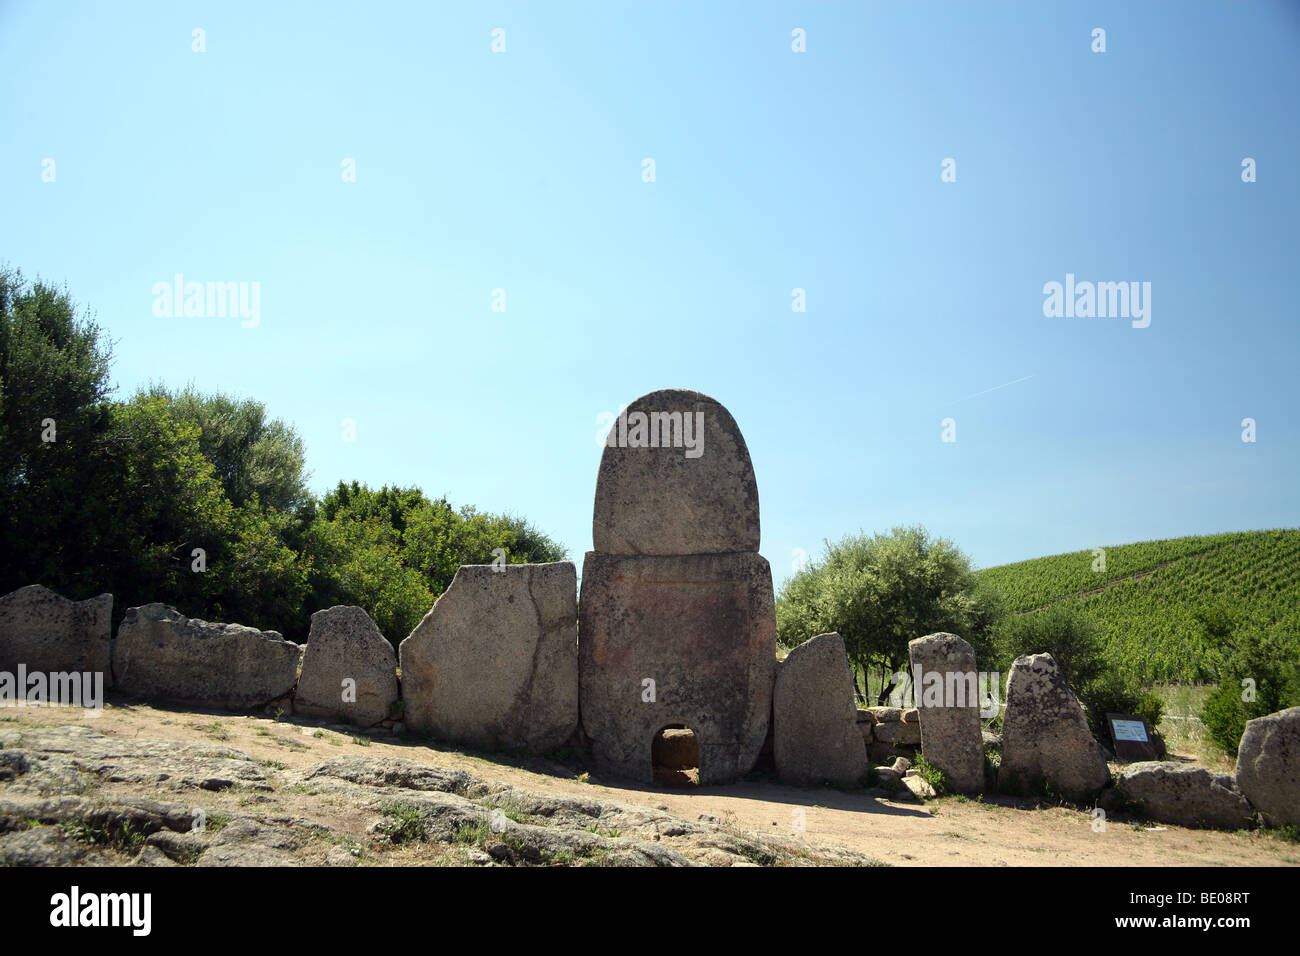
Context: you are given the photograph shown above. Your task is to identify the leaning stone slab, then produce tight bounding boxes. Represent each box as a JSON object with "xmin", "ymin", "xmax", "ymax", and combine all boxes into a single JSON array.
[
  {"xmin": 773, "ymin": 633, "xmax": 867, "ymax": 787},
  {"xmin": 593, "ymin": 388, "xmax": 759, "ymax": 555},
  {"xmin": 1236, "ymin": 706, "xmax": 1300, "ymax": 828},
  {"xmin": 579, "ymin": 551, "xmax": 775, "ymax": 784},
  {"xmin": 295, "ymin": 606, "xmax": 398, "ymax": 727},
  {"xmin": 399, "ymin": 562, "xmax": 577, "ymax": 753},
  {"xmin": 908, "ymin": 632, "xmax": 984, "ymax": 794},
  {"xmin": 999, "ymin": 653, "xmax": 1110, "ymax": 801},
  {"xmin": 0, "ymin": 585, "xmax": 113, "ymax": 683},
  {"xmin": 1117, "ymin": 762, "xmax": 1253, "ymax": 830},
  {"xmin": 113, "ymin": 604, "xmax": 299, "ymax": 709}
]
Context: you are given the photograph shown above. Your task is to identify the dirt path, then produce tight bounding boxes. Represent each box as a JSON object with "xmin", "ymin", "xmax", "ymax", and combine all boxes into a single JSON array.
[{"xmin": 4, "ymin": 700, "xmax": 1295, "ymax": 867}]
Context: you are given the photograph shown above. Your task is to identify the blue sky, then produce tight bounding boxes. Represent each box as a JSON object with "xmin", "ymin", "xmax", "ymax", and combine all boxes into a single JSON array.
[{"xmin": 3, "ymin": 1, "xmax": 1298, "ymax": 585}]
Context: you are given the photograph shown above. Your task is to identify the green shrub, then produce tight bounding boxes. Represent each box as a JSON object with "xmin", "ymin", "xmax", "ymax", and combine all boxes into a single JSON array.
[
  {"xmin": 1200, "ymin": 625, "xmax": 1300, "ymax": 756},
  {"xmin": 992, "ymin": 605, "xmax": 1161, "ymax": 740},
  {"xmin": 912, "ymin": 755, "xmax": 950, "ymax": 795}
]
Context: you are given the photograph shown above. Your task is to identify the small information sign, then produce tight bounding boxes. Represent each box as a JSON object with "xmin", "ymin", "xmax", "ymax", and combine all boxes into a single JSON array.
[{"xmin": 1106, "ymin": 713, "xmax": 1161, "ymax": 762}]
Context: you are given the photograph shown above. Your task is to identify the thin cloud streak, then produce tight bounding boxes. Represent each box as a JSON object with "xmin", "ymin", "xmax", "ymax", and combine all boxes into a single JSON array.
[{"xmin": 953, "ymin": 374, "xmax": 1035, "ymax": 404}]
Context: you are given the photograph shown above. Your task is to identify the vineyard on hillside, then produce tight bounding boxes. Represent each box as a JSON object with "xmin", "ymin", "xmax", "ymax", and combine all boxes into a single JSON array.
[{"xmin": 978, "ymin": 529, "xmax": 1300, "ymax": 685}]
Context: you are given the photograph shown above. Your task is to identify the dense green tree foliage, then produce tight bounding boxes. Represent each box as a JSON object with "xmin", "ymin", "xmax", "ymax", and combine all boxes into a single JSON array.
[
  {"xmin": 776, "ymin": 526, "xmax": 997, "ymax": 703},
  {"xmin": 0, "ymin": 270, "xmax": 566, "ymax": 646}
]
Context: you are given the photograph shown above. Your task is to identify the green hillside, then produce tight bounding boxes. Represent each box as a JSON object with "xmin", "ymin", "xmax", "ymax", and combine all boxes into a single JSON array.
[{"xmin": 977, "ymin": 529, "xmax": 1300, "ymax": 685}]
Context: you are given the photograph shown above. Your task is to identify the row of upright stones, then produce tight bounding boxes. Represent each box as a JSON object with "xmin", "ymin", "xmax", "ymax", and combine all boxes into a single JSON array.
[
  {"xmin": 0, "ymin": 591, "xmax": 403, "ymax": 726},
  {"xmin": 2, "ymin": 387, "xmax": 1298, "ymax": 830}
]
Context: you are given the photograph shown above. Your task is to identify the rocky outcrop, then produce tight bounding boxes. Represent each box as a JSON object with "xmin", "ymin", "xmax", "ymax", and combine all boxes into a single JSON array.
[
  {"xmin": 1235, "ymin": 706, "xmax": 1300, "ymax": 828},
  {"xmin": 295, "ymin": 606, "xmax": 398, "ymax": 727},
  {"xmin": 399, "ymin": 563, "xmax": 578, "ymax": 753},
  {"xmin": 112, "ymin": 604, "xmax": 300, "ymax": 709},
  {"xmin": 773, "ymin": 633, "xmax": 867, "ymax": 787},
  {"xmin": 999, "ymin": 653, "xmax": 1110, "ymax": 801},
  {"xmin": 0, "ymin": 724, "xmax": 882, "ymax": 867},
  {"xmin": 1116, "ymin": 762, "xmax": 1253, "ymax": 829},
  {"xmin": 0, "ymin": 585, "xmax": 112, "ymax": 682}
]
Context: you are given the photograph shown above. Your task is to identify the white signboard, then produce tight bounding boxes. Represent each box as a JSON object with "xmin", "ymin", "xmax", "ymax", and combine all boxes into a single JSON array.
[{"xmin": 1112, "ymin": 719, "xmax": 1149, "ymax": 742}]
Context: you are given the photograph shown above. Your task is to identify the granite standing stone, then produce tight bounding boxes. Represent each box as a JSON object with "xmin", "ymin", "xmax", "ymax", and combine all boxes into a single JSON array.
[
  {"xmin": 0, "ymin": 585, "xmax": 113, "ymax": 683},
  {"xmin": 999, "ymin": 653, "xmax": 1110, "ymax": 801},
  {"xmin": 112, "ymin": 603, "xmax": 300, "ymax": 709},
  {"xmin": 580, "ymin": 388, "xmax": 775, "ymax": 785},
  {"xmin": 1235, "ymin": 706, "xmax": 1300, "ymax": 828},
  {"xmin": 295, "ymin": 605, "xmax": 399, "ymax": 727},
  {"xmin": 773, "ymin": 632, "xmax": 867, "ymax": 787},
  {"xmin": 908, "ymin": 632, "xmax": 984, "ymax": 793},
  {"xmin": 593, "ymin": 388, "xmax": 759, "ymax": 555},
  {"xmin": 579, "ymin": 551, "xmax": 775, "ymax": 783},
  {"xmin": 399, "ymin": 562, "xmax": 578, "ymax": 752}
]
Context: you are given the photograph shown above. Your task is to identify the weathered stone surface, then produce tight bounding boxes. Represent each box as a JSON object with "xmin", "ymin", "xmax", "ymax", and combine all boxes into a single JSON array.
[
  {"xmin": 399, "ymin": 562, "xmax": 577, "ymax": 753},
  {"xmin": 1236, "ymin": 706, "xmax": 1300, "ymax": 828},
  {"xmin": 865, "ymin": 707, "xmax": 902, "ymax": 724},
  {"xmin": 773, "ymin": 633, "xmax": 867, "ymax": 787},
  {"xmin": 295, "ymin": 606, "xmax": 398, "ymax": 727},
  {"xmin": 0, "ymin": 585, "xmax": 112, "ymax": 683},
  {"xmin": 1117, "ymin": 762, "xmax": 1253, "ymax": 830},
  {"xmin": 112, "ymin": 604, "xmax": 299, "ymax": 709},
  {"xmin": 1000, "ymin": 653, "xmax": 1110, "ymax": 801},
  {"xmin": 593, "ymin": 389, "xmax": 759, "ymax": 555},
  {"xmin": 874, "ymin": 765, "xmax": 902, "ymax": 785},
  {"xmin": 908, "ymin": 632, "xmax": 984, "ymax": 794},
  {"xmin": 2, "ymin": 725, "xmax": 886, "ymax": 867},
  {"xmin": 579, "ymin": 551, "xmax": 775, "ymax": 784},
  {"xmin": 903, "ymin": 775, "xmax": 937, "ymax": 799},
  {"xmin": 873, "ymin": 721, "xmax": 922, "ymax": 745},
  {"xmin": 855, "ymin": 708, "xmax": 879, "ymax": 726},
  {"xmin": 0, "ymin": 724, "xmax": 273, "ymax": 796}
]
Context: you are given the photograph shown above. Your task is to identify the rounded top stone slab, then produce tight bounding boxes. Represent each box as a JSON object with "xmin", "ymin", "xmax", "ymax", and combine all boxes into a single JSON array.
[{"xmin": 593, "ymin": 388, "xmax": 759, "ymax": 555}]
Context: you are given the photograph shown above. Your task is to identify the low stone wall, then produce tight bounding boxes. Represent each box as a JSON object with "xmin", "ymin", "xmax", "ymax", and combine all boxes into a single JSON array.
[{"xmin": 856, "ymin": 706, "xmax": 921, "ymax": 764}]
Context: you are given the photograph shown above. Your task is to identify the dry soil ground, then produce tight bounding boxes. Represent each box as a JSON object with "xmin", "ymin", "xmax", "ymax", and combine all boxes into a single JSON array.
[{"xmin": 2, "ymin": 699, "xmax": 1296, "ymax": 867}]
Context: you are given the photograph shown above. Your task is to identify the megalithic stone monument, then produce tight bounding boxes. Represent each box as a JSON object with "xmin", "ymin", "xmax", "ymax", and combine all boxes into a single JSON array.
[{"xmin": 579, "ymin": 388, "xmax": 776, "ymax": 784}]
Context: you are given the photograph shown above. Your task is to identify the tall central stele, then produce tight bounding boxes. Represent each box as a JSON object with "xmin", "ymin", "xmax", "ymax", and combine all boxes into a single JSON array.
[{"xmin": 578, "ymin": 388, "xmax": 776, "ymax": 784}]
